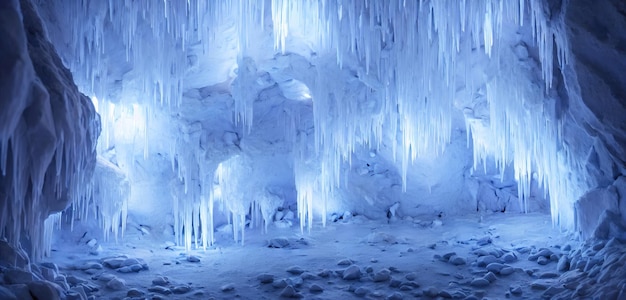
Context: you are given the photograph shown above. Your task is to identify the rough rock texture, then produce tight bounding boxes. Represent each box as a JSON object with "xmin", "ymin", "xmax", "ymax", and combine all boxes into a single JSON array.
[
  {"xmin": 0, "ymin": 0, "xmax": 99, "ymax": 259},
  {"xmin": 560, "ymin": 0, "xmax": 626, "ymax": 237}
]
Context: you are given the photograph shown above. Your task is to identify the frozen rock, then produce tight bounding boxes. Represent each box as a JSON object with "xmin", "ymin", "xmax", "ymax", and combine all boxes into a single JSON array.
[
  {"xmin": 300, "ymin": 272, "xmax": 318, "ymax": 280},
  {"xmin": 186, "ymin": 255, "xmax": 200, "ymax": 263},
  {"xmin": 317, "ymin": 270, "xmax": 331, "ymax": 278},
  {"xmin": 502, "ymin": 252, "xmax": 517, "ymax": 263},
  {"xmin": 342, "ymin": 265, "xmax": 361, "ymax": 280},
  {"xmin": 438, "ymin": 290, "xmax": 453, "ymax": 298},
  {"xmin": 116, "ymin": 266, "xmax": 133, "ymax": 273},
  {"xmin": 557, "ymin": 255, "xmax": 570, "ymax": 272},
  {"xmin": 449, "ymin": 255, "xmax": 466, "ymax": 266},
  {"xmin": 86, "ymin": 239, "xmax": 97, "ymax": 247},
  {"xmin": 0, "ymin": 286, "xmax": 17, "ymax": 300},
  {"xmin": 273, "ymin": 279, "xmax": 288, "ymax": 289},
  {"xmin": 4, "ymin": 269, "xmax": 34, "ymax": 284},
  {"xmin": 499, "ymin": 267, "xmax": 515, "ymax": 275},
  {"xmin": 220, "ymin": 283, "xmax": 235, "ymax": 292},
  {"xmin": 28, "ymin": 281, "xmax": 61, "ymax": 300},
  {"xmin": 539, "ymin": 272, "xmax": 559, "ymax": 279},
  {"xmin": 40, "ymin": 262, "xmax": 59, "ymax": 273},
  {"xmin": 510, "ymin": 286, "xmax": 523, "ymax": 295},
  {"xmin": 279, "ymin": 285, "xmax": 298, "ymax": 298},
  {"xmin": 96, "ymin": 273, "xmax": 116, "ymax": 282},
  {"xmin": 102, "ymin": 258, "xmax": 125, "ymax": 269},
  {"xmin": 286, "ymin": 266, "xmax": 305, "ymax": 275},
  {"xmin": 389, "ymin": 279, "xmax": 402, "ymax": 288},
  {"xmin": 442, "ymin": 252, "xmax": 456, "ymax": 261},
  {"xmin": 373, "ymin": 269, "xmax": 391, "ymax": 282},
  {"xmin": 129, "ymin": 264, "xmax": 143, "ymax": 272},
  {"xmin": 364, "ymin": 266, "xmax": 374, "ymax": 273},
  {"xmin": 483, "ymin": 272, "xmax": 497, "ymax": 283},
  {"xmin": 283, "ymin": 210, "xmax": 295, "ymax": 220},
  {"xmin": 537, "ymin": 256, "xmax": 550, "ymax": 265},
  {"xmin": 476, "ymin": 236, "xmax": 492, "ymax": 246},
  {"xmin": 367, "ymin": 232, "xmax": 398, "ymax": 244},
  {"xmin": 477, "ymin": 255, "xmax": 498, "ymax": 267},
  {"xmin": 127, "ymin": 288, "xmax": 144, "ymax": 297},
  {"xmin": 39, "ymin": 267, "xmax": 56, "ymax": 282},
  {"xmin": 405, "ymin": 273, "xmax": 417, "ymax": 281},
  {"xmin": 354, "ymin": 287, "xmax": 370, "ymax": 296},
  {"xmin": 67, "ymin": 286, "xmax": 88, "ymax": 300},
  {"xmin": 486, "ymin": 262, "xmax": 504, "ymax": 273},
  {"xmin": 152, "ymin": 276, "xmax": 169, "ymax": 286},
  {"xmin": 7, "ymin": 284, "xmax": 31, "ymax": 300},
  {"xmin": 386, "ymin": 292, "xmax": 404, "ymax": 300},
  {"xmin": 79, "ymin": 262, "xmax": 102, "ymax": 270},
  {"xmin": 269, "ymin": 238, "xmax": 290, "ymax": 248},
  {"xmin": 172, "ymin": 285, "xmax": 191, "ymax": 294},
  {"xmin": 148, "ymin": 286, "xmax": 172, "ymax": 295},
  {"xmin": 530, "ymin": 280, "xmax": 551, "ymax": 290},
  {"xmin": 470, "ymin": 278, "xmax": 490, "ymax": 287},
  {"xmin": 337, "ymin": 259, "xmax": 353, "ymax": 266},
  {"xmin": 106, "ymin": 278, "xmax": 126, "ymax": 290},
  {"xmin": 257, "ymin": 274, "xmax": 274, "ymax": 284},
  {"xmin": 309, "ymin": 284, "xmax": 323, "ymax": 293},
  {"xmin": 66, "ymin": 275, "xmax": 87, "ymax": 285},
  {"xmin": 423, "ymin": 286, "xmax": 439, "ymax": 297},
  {"xmin": 0, "ymin": 242, "xmax": 30, "ymax": 269}
]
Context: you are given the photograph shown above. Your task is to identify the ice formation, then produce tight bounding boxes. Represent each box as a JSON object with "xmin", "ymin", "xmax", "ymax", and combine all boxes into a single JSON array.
[
  {"xmin": 0, "ymin": 0, "xmax": 99, "ymax": 259},
  {"xmin": 15, "ymin": 0, "xmax": 621, "ymax": 253}
]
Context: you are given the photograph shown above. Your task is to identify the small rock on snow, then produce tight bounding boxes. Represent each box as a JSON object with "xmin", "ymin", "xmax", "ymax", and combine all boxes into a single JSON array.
[
  {"xmin": 354, "ymin": 287, "xmax": 370, "ymax": 296},
  {"xmin": 373, "ymin": 269, "xmax": 391, "ymax": 282},
  {"xmin": 106, "ymin": 278, "xmax": 126, "ymax": 290},
  {"xmin": 337, "ymin": 259, "xmax": 353, "ymax": 266},
  {"xmin": 172, "ymin": 285, "xmax": 191, "ymax": 294},
  {"xmin": 386, "ymin": 292, "xmax": 404, "ymax": 300},
  {"xmin": 148, "ymin": 286, "xmax": 172, "ymax": 295},
  {"xmin": 510, "ymin": 286, "xmax": 523, "ymax": 295},
  {"xmin": 470, "ymin": 278, "xmax": 490, "ymax": 287},
  {"xmin": 257, "ymin": 274, "xmax": 274, "ymax": 284},
  {"xmin": 127, "ymin": 288, "xmax": 144, "ymax": 297},
  {"xmin": 342, "ymin": 265, "xmax": 361, "ymax": 280},
  {"xmin": 152, "ymin": 276, "xmax": 169, "ymax": 286},
  {"xmin": 286, "ymin": 266, "xmax": 305, "ymax": 275},
  {"xmin": 449, "ymin": 255, "xmax": 466, "ymax": 266},
  {"xmin": 423, "ymin": 287, "xmax": 439, "ymax": 297},
  {"xmin": 309, "ymin": 284, "xmax": 323, "ymax": 293},
  {"xmin": 220, "ymin": 283, "xmax": 235, "ymax": 292},
  {"xmin": 186, "ymin": 255, "xmax": 200, "ymax": 263},
  {"xmin": 269, "ymin": 238, "xmax": 290, "ymax": 248},
  {"xmin": 279, "ymin": 285, "xmax": 299, "ymax": 298}
]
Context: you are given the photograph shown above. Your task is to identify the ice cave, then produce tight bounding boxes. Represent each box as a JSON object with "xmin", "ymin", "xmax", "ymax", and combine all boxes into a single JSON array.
[{"xmin": 1, "ymin": 0, "xmax": 626, "ymax": 299}]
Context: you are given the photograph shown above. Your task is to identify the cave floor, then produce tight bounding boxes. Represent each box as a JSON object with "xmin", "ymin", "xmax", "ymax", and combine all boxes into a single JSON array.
[{"xmin": 49, "ymin": 212, "xmax": 575, "ymax": 299}]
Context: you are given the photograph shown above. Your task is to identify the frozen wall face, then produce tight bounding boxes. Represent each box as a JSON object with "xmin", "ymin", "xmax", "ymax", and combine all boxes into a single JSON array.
[
  {"xmin": 558, "ymin": 0, "xmax": 626, "ymax": 239},
  {"xmin": 24, "ymin": 0, "xmax": 626, "ymax": 251},
  {"xmin": 0, "ymin": 0, "xmax": 100, "ymax": 260}
]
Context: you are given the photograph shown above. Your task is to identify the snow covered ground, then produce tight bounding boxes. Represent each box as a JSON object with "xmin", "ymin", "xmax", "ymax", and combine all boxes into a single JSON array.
[{"xmin": 21, "ymin": 212, "xmax": 618, "ymax": 300}]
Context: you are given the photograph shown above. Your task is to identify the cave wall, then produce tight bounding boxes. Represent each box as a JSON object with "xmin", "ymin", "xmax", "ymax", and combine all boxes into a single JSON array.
[
  {"xmin": 0, "ymin": 0, "xmax": 100, "ymax": 259},
  {"xmin": 558, "ymin": 0, "xmax": 626, "ymax": 238}
]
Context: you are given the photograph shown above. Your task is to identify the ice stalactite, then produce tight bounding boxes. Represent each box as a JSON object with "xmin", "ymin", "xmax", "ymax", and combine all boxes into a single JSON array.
[
  {"xmin": 275, "ymin": 0, "xmax": 575, "ymax": 230},
  {"xmin": 92, "ymin": 157, "xmax": 130, "ymax": 242},
  {"xmin": 36, "ymin": 0, "xmax": 582, "ymax": 241}
]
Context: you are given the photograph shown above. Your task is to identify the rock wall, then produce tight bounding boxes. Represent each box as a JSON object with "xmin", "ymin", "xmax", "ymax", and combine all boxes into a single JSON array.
[
  {"xmin": 0, "ymin": 0, "xmax": 100, "ymax": 259},
  {"xmin": 559, "ymin": 0, "xmax": 626, "ymax": 238}
]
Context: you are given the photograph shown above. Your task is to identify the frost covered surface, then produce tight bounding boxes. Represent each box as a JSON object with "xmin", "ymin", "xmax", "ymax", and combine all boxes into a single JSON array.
[
  {"xmin": 1, "ymin": 0, "xmax": 626, "ymax": 298},
  {"xmin": 15, "ymin": 213, "xmax": 626, "ymax": 300},
  {"xmin": 0, "ymin": 0, "xmax": 99, "ymax": 259}
]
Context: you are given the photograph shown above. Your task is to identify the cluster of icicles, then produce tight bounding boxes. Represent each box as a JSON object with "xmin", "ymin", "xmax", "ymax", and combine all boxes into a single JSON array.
[{"xmin": 47, "ymin": 0, "xmax": 584, "ymax": 251}]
